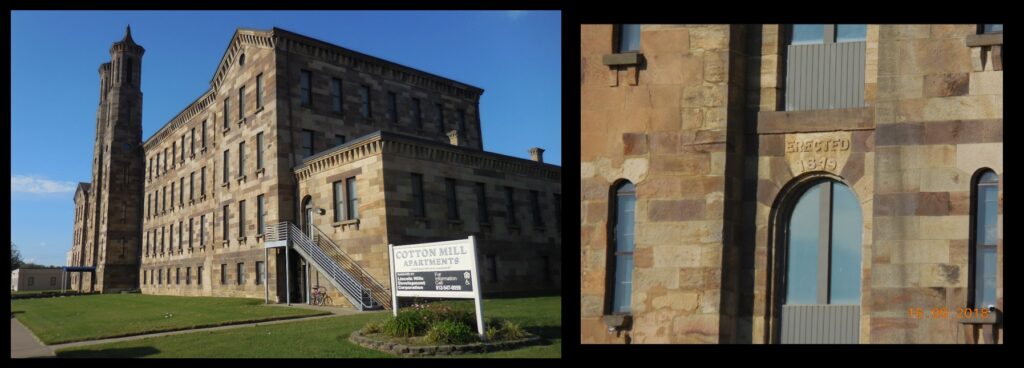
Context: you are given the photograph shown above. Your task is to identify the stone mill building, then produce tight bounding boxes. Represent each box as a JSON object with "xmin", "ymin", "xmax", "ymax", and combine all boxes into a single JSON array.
[
  {"xmin": 581, "ymin": 24, "xmax": 1002, "ymax": 343},
  {"xmin": 68, "ymin": 26, "xmax": 562, "ymax": 310}
]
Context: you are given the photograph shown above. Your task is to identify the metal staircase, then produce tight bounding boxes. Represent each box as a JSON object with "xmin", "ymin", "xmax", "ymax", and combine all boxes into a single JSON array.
[{"xmin": 264, "ymin": 222, "xmax": 391, "ymax": 311}]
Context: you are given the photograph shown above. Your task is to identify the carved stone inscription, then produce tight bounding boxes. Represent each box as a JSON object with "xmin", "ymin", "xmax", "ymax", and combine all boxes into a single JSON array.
[{"xmin": 784, "ymin": 132, "xmax": 853, "ymax": 177}]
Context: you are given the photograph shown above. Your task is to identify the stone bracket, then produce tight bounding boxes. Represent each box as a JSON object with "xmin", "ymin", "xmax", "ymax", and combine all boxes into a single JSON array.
[
  {"xmin": 967, "ymin": 33, "xmax": 1002, "ymax": 72},
  {"xmin": 602, "ymin": 52, "xmax": 642, "ymax": 87}
]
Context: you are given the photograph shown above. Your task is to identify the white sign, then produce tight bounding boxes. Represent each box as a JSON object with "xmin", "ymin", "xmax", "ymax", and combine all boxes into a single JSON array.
[{"xmin": 388, "ymin": 236, "xmax": 486, "ymax": 339}]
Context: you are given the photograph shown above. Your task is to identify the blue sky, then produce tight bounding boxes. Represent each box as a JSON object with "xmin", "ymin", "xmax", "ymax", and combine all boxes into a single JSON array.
[{"xmin": 10, "ymin": 10, "xmax": 561, "ymax": 267}]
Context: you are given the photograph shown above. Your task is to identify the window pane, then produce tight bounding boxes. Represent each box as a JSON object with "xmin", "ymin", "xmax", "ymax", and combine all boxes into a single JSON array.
[
  {"xmin": 976, "ymin": 247, "xmax": 997, "ymax": 307},
  {"xmin": 615, "ymin": 191, "xmax": 635, "ymax": 253},
  {"xmin": 979, "ymin": 183, "xmax": 998, "ymax": 245},
  {"xmin": 618, "ymin": 24, "xmax": 641, "ymax": 53},
  {"xmin": 613, "ymin": 255, "xmax": 633, "ymax": 313},
  {"xmin": 836, "ymin": 24, "xmax": 867, "ymax": 42},
  {"xmin": 792, "ymin": 24, "xmax": 825, "ymax": 45},
  {"xmin": 983, "ymin": 24, "xmax": 1003, "ymax": 33},
  {"xmin": 786, "ymin": 182, "xmax": 822, "ymax": 304},
  {"xmin": 829, "ymin": 182, "xmax": 862, "ymax": 305}
]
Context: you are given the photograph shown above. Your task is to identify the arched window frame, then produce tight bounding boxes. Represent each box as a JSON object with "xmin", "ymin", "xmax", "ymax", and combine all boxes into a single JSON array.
[
  {"xmin": 969, "ymin": 169, "xmax": 1000, "ymax": 310},
  {"xmin": 605, "ymin": 180, "xmax": 636, "ymax": 315}
]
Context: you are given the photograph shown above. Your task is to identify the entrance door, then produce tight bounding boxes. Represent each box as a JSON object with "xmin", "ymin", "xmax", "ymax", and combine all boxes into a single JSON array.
[
  {"xmin": 303, "ymin": 197, "xmax": 313, "ymax": 237},
  {"xmin": 780, "ymin": 180, "xmax": 862, "ymax": 344}
]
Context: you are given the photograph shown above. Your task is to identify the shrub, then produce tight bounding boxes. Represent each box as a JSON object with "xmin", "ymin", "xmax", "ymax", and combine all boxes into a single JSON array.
[
  {"xmin": 382, "ymin": 310, "xmax": 428, "ymax": 337},
  {"xmin": 486, "ymin": 325, "xmax": 501, "ymax": 341},
  {"xmin": 497, "ymin": 320, "xmax": 526, "ymax": 340},
  {"xmin": 362, "ymin": 320, "xmax": 383, "ymax": 334},
  {"xmin": 425, "ymin": 320, "xmax": 477, "ymax": 345}
]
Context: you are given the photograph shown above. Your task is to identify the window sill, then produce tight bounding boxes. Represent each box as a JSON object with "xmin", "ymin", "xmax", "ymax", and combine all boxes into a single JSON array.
[
  {"xmin": 201, "ymin": 146, "xmax": 208, "ymax": 154},
  {"xmin": 200, "ymin": 194, "xmax": 207, "ymax": 201},
  {"xmin": 221, "ymin": 182, "xmax": 230, "ymax": 189},
  {"xmin": 966, "ymin": 34, "xmax": 1003, "ymax": 72},
  {"xmin": 189, "ymin": 199, "xmax": 195, "ymax": 205},
  {"xmin": 238, "ymin": 237, "xmax": 247, "ymax": 245},
  {"xmin": 255, "ymin": 106, "xmax": 265, "ymax": 114},
  {"xmin": 966, "ymin": 33, "xmax": 1003, "ymax": 47},
  {"xmin": 236, "ymin": 117, "xmax": 246, "ymax": 126},
  {"xmin": 333, "ymin": 219, "xmax": 360, "ymax": 231},
  {"xmin": 222, "ymin": 126, "xmax": 230, "ymax": 134},
  {"xmin": 221, "ymin": 240, "xmax": 229, "ymax": 246},
  {"xmin": 958, "ymin": 308, "xmax": 999, "ymax": 325},
  {"xmin": 255, "ymin": 234, "xmax": 264, "ymax": 241},
  {"xmin": 179, "ymin": 158, "xmax": 185, "ymax": 165},
  {"xmin": 237, "ymin": 175, "xmax": 246, "ymax": 184},
  {"xmin": 190, "ymin": 153, "xmax": 196, "ymax": 160},
  {"xmin": 756, "ymin": 107, "xmax": 874, "ymax": 134},
  {"xmin": 601, "ymin": 52, "xmax": 641, "ymax": 66},
  {"xmin": 256, "ymin": 168, "xmax": 265, "ymax": 176},
  {"xmin": 603, "ymin": 314, "xmax": 633, "ymax": 330}
]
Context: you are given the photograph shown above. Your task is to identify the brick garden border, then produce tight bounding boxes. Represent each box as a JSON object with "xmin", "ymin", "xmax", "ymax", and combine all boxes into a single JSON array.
[{"xmin": 349, "ymin": 330, "xmax": 543, "ymax": 356}]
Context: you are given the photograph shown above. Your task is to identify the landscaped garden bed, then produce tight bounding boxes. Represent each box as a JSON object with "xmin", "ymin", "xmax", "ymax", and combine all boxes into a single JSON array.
[{"xmin": 349, "ymin": 302, "xmax": 544, "ymax": 356}]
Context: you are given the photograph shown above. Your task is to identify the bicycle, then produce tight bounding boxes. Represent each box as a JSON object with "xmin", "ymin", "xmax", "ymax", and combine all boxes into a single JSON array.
[{"xmin": 311, "ymin": 286, "xmax": 332, "ymax": 306}]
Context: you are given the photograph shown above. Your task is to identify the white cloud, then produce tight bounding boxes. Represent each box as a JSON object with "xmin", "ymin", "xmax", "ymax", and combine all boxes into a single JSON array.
[
  {"xmin": 505, "ymin": 10, "xmax": 526, "ymax": 21},
  {"xmin": 11, "ymin": 175, "xmax": 76, "ymax": 194}
]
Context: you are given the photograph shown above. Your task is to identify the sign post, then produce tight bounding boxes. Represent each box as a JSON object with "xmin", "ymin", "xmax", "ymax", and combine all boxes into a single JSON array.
[{"xmin": 389, "ymin": 236, "xmax": 486, "ymax": 340}]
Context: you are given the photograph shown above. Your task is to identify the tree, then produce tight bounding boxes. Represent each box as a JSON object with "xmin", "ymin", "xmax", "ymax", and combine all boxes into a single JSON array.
[{"xmin": 11, "ymin": 241, "xmax": 23, "ymax": 270}]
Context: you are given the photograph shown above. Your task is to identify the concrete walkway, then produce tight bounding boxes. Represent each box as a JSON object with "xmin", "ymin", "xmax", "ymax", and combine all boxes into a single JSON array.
[
  {"xmin": 13, "ymin": 304, "xmax": 374, "ymax": 357},
  {"xmin": 10, "ymin": 317, "xmax": 54, "ymax": 358}
]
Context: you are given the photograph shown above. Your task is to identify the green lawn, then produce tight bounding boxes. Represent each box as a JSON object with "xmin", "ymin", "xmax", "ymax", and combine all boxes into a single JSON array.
[
  {"xmin": 11, "ymin": 289, "xmax": 66, "ymax": 296},
  {"xmin": 12, "ymin": 294, "xmax": 328, "ymax": 344},
  {"xmin": 55, "ymin": 296, "xmax": 561, "ymax": 358}
]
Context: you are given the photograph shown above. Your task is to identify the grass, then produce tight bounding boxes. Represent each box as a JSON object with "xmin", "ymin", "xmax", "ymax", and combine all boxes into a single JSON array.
[
  {"xmin": 12, "ymin": 294, "xmax": 328, "ymax": 344},
  {"xmin": 55, "ymin": 296, "xmax": 561, "ymax": 358},
  {"xmin": 11, "ymin": 290, "xmax": 67, "ymax": 296}
]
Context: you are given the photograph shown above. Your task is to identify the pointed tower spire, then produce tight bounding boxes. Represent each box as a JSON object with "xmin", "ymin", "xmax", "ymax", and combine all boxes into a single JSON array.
[{"xmin": 122, "ymin": 24, "xmax": 135, "ymax": 44}]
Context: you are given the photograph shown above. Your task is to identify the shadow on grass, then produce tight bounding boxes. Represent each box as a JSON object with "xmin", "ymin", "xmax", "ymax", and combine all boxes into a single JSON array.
[
  {"xmin": 526, "ymin": 325, "xmax": 561, "ymax": 340},
  {"xmin": 56, "ymin": 346, "xmax": 161, "ymax": 358}
]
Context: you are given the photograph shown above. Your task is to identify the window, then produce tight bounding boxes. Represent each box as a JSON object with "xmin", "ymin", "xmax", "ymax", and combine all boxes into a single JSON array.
[
  {"xmin": 457, "ymin": 109, "xmax": 465, "ymax": 132},
  {"xmin": 333, "ymin": 181, "xmax": 344, "ymax": 222},
  {"xmin": 335, "ymin": 135, "xmax": 346, "ymax": 147},
  {"xmin": 791, "ymin": 24, "xmax": 866, "ymax": 45},
  {"xmin": 126, "ymin": 58, "xmax": 133, "ymax": 85},
  {"xmin": 300, "ymin": 70, "xmax": 312, "ymax": 106},
  {"xmin": 198, "ymin": 266, "xmax": 203, "ymax": 285},
  {"xmin": 186, "ymin": 267, "xmax": 192, "ymax": 285},
  {"xmin": 617, "ymin": 24, "xmax": 641, "ymax": 53},
  {"xmin": 200, "ymin": 214, "xmax": 206, "ymax": 246},
  {"xmin": 446, "ymin": 178, "xmax": 459, "ymax": 220},
  {"xmin": 476, "ymin": 183, "xmax": 489, "ymax": 223},
  {"xmin": 223, "ymin": 205, "xmax": 230, "ymax": 242},
  {"xmin": 238, "ymin": 86, "xmax": 245, "ymax": 120},
  {"xmin": 151, "ymin": 269, "xmax": 154, "ymax": 285},
  {"xmin": 487, "ymin": 255, "xmax": 498, "ymax": 283},
  {"xmin": 201, "ymin": 167, "xmax": 206, "ymax": 196},
  {"xmin": 302, "ymin": 130, "xmax": 314, "ymax": 159},
  {"xmin": 346, "ymin": 177, "xmax": 359, "ymax": 220},
  {"xmin": 531, "ymin": 190, "xmax": 543, "ymax": 228},
  {"xmin": 436, "ymin": 103, "xmax": 444, "ymax": 130},
  {"xmin": 256, "ymin": 73, "xmax": 264, "ymax": 108},
  {"xmin": 237, "ymin": 263, "xmax": 245, "ymax": 285},
  {"xmin": 239, "ymin": 53, "xmax": 246, "ymax": 66},
  {"xmin": 505, "ymin": 186, "xmax": 517, "ymax": 226},
  {"xmin": 148, "ymin": 158, "xmax": 153, "ymax": 180},
  {"xmin": 238, "ymin": 141, "xmax": 246, "ymax": 177},
  {"xmin": 221, "ymin": 264, "xmax": 227, "ymax": 285},
  {"xmin": 256, "ymin": 261, "xmax": 265, "ymax": 285},
  {"xmin": 179, "ymin": 221, "xmax": 183, "ymax": 251},
  {"xmin": 360, "ymin": 85, "xmax": 371, "ymax": 119},
  {"xmin": 239, "ymin": 200, "xmax": 246, "ymax": 238},
  {"xmin": 413, "ymin": 98, "xmax": 422, "ymax": 129},
  {"xmin": 223, "ymin": 98, "xmax": 230, "ymax": 129},
  {"xmin": 201, "ymin": 120, "xmax": 207, "ymax": 148},
  {"xmin": 143, "ymin": 270, "xmax": 147, "ymax": 285},
  {"xmin": 161, "ymin": 226, "xmax": 165, "ymax": 253},
  {"xmin": 176, "ymin": 268, "xmax": 180, "ymax": 284},
  {"xmin": 256, "ymin": 133, "xmax": 264, "ymax": 170},
  {"xmin": 971, "ymin": 170, "xmax": 999, "ymax": 309},
  {"xmin": 785, "ymin": 180, "xmax": 862, "ymax": 305},
  {"xmin": 158, "ymin": 270, "xmax": 162, "ymax": 285},
  {"xmin": 190, "ymin": 172, "xmax": 195, "ymax": 201},
  {"xmin": 388, "ymin": 92, "xmax": 398, "ymax": 123},
  {"xmin": 981, "ymin": 24, "xmax": 1003, "ymax": 34},
  {"xmin": 411, "ymin": 173, "xmax": 425, "ymax": 217},
  {"xmin": 223, "ymin": 149, "xmax": 230, "ymax": 183},
  {"xmin": 609, "ymin": 181, "xmax": 635, "ymax": 314},
  {"xmin": 181, "ymin": 135, "xmax": 186, "ymax": 160},
  {"xmin": 179, "ymin": 177, "xmax": 184, "ymax": 206},
  {"xmin": 170, "ymin": 223, "xmax": 174, "ymax": 251},
  {"xmin": 171, "ymin": 182, "xmax": 175, "ymax": 209},
  {"xmin": 331, "ymin": 78, "xmax": 343, "ymax": 113},
  {"xmin": 257, "ymin": 194, "xmax": 265, "ymax": 236}
]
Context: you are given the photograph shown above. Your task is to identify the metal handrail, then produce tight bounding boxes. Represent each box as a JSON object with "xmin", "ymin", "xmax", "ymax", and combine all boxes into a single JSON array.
[
  {"xmin": 264, "ymin": 222, "xmax": 388, "ymax": 310},
  {"xmin": 308, "ymin": 224, "xmax": 391, "ymax": 309}
]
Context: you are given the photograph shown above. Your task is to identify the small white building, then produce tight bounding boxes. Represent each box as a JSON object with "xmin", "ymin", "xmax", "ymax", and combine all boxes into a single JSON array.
[{"xmin": 11, "ymin": 268, "xmax": 66, "ymax": 292}]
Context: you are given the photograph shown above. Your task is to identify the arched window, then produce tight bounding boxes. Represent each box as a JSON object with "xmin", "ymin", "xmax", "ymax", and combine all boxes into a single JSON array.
[
  {"xmin": 971, "ymin": 170, "xmax": 999, "ymax": 309},
  {"xmin": 786, "ymin": 180, "xmax": 862, "ymax": 305},
  {"xmin": 607, "ymin": 181, "xmax": 635, "ymax": 314},
  {"xmin": 126, "ymin": 57, "xmax": 133, "ymax": 85}
]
